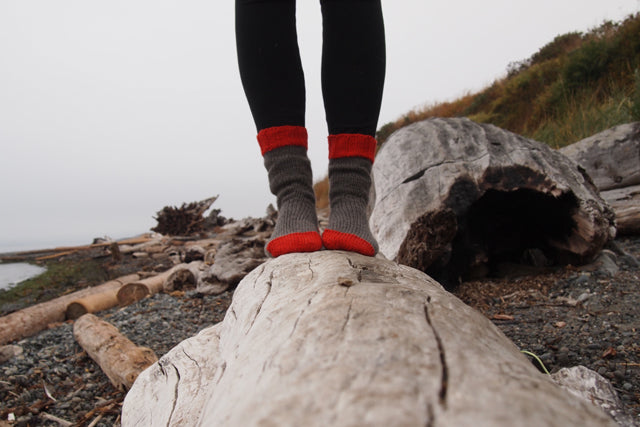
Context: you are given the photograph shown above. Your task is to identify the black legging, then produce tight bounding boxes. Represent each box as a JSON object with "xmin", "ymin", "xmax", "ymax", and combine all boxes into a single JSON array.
[{"xmin": 235, "ymin": 0, "xmax": 386, "ymax": 137}]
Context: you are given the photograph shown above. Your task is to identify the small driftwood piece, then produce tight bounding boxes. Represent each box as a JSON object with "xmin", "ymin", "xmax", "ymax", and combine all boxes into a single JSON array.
[
  {"xmin": 66, "ymin": 289, "xmax": 120, "ymax": 320},
  {"xmin": 370, "ymin": 118, "xmax": 616, "ymax": 287},
  {"xmin": 73, "ymin": 314, "xmax": 157, "ymax": 390},
  {"xmin": 116, "ymin": 267, "xmax": 179, "ymax": 306},
  {"xmin": 0, "ymin": 274, "xmax": 139, "ymax": 345},
  {"xmin": 122, "ymin": 251, "xmax": 614, "ymax": 426},
  {"xmin": 600, "ymin": 184, "xmax": 640, "ymax": 235},
  {"xmin": 559, "ymin": 122, "xmax": 640, "ymax": 192}
]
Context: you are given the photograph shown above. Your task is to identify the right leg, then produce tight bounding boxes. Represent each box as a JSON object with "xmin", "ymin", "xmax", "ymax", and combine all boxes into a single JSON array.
[{"xmin": 235, "ymin": 0, "xmax": 321, "ymax": 257}]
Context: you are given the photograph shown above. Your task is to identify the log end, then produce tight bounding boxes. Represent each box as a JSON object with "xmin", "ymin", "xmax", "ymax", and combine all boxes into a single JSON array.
[
  {"xmin": 117, "ymin": 283, "xmax": 150, "ymax": 306},
  {"xmin": 65, "ymin": 302, "xmax": 88, "ymax": 320}
]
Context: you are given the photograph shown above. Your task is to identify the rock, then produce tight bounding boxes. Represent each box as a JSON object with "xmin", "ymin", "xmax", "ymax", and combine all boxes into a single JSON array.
[
  {"xmin": 552, "ymin": 366, "xmax": 636, "ymax": 426},
  {"xmin": 0, "ymin": 345, "xmax": 23, "ymax": 363}
]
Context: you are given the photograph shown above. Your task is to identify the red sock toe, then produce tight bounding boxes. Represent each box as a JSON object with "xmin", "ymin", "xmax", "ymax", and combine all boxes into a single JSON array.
[
  {"xmin": 322, "ymin": 229, "xmax": 376, "ymax": 257},
  {"xmin": 266, "ymin": 231, "xmax": 323, "ymax": 257}
]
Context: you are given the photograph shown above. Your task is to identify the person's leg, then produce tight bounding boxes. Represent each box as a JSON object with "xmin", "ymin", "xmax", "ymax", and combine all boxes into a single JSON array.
[
  {"xmin": 236, "ymin": 0, "xmax": 321, "ymax": 257},
  {"xmin": 320, "ymin": 0, "xmax": 386, "ymax": 256}
]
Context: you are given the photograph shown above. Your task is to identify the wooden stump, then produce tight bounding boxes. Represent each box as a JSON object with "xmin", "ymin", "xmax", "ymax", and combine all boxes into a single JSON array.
[
  {"xmin": 122, "ymin": 251, "xmax": 614, "ymax": 427},
  {"xmin": 370, "ymin": 118, "xmax": 616, "ymax": 287}
]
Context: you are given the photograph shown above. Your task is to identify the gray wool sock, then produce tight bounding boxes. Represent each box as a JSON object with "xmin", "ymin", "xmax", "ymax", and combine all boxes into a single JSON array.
[
  {"xmin": 323, "ymin": 156, "xmax": 378, "ymax": 256},
  {"xmin": 263, "ymin": 145, "xmax": 321, "ymax": 257}
]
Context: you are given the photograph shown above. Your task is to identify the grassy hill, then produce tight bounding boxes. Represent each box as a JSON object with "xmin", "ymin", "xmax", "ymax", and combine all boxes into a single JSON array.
[
  {"xmin": 376, "ymin": 13, "xmax": 640, "ymax": 149},
  {"xmin": 315, "ymin": 12, "xmax": 640, "ymax": 207}
]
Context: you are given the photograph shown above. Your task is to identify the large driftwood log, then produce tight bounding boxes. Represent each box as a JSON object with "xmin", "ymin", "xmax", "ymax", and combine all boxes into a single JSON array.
[
  {"xmin": 559, "ymin": 122, "xmax": 640, "ymax": 192},
  {"xmin": 73, "ymin": 314, "xmax": 157, "ymax": 390},
  {"xmin": 0, "ymin": 274, "xmax": 139, "ymax": 345},
  {"xmin": 122, "ymin": 251, "xmax": 614, "ymax": 426},
  {"xmin": 370, "ymin": 118, "xmax": 616, "ymax": 287}
]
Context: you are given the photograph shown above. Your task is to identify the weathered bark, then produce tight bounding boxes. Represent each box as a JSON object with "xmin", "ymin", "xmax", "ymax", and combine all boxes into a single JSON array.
[
  {"xmin": 600, "ymin": 184, "xmax": 640, "ymax": 235},
  {"xmin": 559, "ymin": 122, "xmax": 640, "ymax": 192},
  {"xmin": 122, "ymin": 251, "xmax": 614, "ymax": 427},
  {"xmin": 370, "ymin": 118, "xmax": 616, "ymax": 287},
  {"xmin": 0, "ymin": 274, "xmax": 139, "ymax": 345},
  {"xmin": 73, "ymin": 314, "xmax": 157, "ymax": 390},
  {"xmin": 116, "ymin": 267, "xmax": 178, "ymax": 306}
]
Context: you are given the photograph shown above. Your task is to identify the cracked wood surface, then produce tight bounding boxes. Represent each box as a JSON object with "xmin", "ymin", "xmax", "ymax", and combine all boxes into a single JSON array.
[{"xmin": 122, "ymin": 251, "xmax": 614, "ymax": 426}]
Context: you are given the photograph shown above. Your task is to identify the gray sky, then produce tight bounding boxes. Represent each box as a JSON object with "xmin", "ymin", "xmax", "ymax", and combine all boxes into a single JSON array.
[{"xmin": 1, "ymin": 0, "xmax": 639, "ymax": 252}]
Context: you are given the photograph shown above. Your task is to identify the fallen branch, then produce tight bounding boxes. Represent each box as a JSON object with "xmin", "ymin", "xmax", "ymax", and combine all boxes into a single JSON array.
[{"xmin": 73, "ymin": 314, "xmax": 157, "ymax": 390}]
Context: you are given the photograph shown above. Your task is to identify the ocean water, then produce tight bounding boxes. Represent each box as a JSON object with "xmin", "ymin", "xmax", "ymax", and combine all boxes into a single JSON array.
[{"xmin": 0, "ymin": 263, "xmax": 47, "ymax": 291}]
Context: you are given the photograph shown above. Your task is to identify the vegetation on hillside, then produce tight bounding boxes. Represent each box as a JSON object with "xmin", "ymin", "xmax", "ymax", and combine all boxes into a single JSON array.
[
  {"xmin": 315, "ymin": 12, "xmax": 640, "ymax": 204},
  {"xmin": 375, "ymin": 13, "xmax": 640, "ymax": 148}
]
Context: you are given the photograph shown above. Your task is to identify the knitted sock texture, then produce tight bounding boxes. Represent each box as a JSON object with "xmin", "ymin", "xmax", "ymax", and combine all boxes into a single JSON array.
[
  {"xmin": 262, "ymin": 139, "xmax": 321, "ymax": 257},
  {"xmin": 323, "ymin": 156, "xmax": 378, "ymax": 257}
]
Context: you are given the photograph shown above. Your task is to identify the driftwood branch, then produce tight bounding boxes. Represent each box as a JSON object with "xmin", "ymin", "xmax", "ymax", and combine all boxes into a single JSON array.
[
  {"xmin": 0, "ymin": 274, "xmax": 139, "ymax": 345},
  {"xmin": 122, "ymin": 251, "xmax": 614, "ymax": 426},
  {"xmin": 73, "ymin": 314, "xmax": 157, "ymax": 391}
]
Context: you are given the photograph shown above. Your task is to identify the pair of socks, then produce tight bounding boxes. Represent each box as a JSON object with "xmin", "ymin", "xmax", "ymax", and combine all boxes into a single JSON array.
[{"xmin": 259, "ymin": 126, "xmax": 378, "ymax": 258}]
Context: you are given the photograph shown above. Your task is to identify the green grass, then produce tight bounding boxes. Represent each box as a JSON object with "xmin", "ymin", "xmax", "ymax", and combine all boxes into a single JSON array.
[
  {"xmin": 375, "ymin": 13, "xmax": 640, "ymax": 148},
  {"xmin": 0, "ymin": 259, "xmax": 109, "ymax": 312}
]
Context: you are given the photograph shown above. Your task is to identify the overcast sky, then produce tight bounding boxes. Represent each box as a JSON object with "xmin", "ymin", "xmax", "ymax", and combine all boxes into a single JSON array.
[{"xmin": 1, "ymin": 0, "xmax": 639, "ymax": 252}]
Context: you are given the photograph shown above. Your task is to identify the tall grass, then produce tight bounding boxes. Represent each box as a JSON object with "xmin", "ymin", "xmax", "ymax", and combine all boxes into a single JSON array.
[{"xmin": 376, "ymin": 13, "xmax": 640, "ymax": 147}]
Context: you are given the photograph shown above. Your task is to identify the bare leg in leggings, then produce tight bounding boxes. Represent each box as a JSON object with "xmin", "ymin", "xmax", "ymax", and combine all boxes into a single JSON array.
[{"xmin": 235, "ymin": 0, "xmax": 385, "ymax": 257}]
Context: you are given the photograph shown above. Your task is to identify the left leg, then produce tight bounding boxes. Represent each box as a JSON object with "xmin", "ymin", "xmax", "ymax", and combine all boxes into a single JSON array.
[{"xmin": 319, "ymin": 0, "xmax": 386, "ymax": 256}]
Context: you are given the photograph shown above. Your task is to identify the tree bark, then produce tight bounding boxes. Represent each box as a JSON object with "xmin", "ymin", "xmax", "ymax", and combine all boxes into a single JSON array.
[
  {"xmin": 73, "ymin": 314, "xmax": 157, "ymax": 390},
  {"xmin": 370, "ymin": 118, "xmax": 616, "ymax": 287},
  {"xmin": 0, "ymin": 274, "xmax": 139, "ymax": 345},
  {"xmin": 122, "ymin": 251, "xmax": 614, "ymax": 427}
]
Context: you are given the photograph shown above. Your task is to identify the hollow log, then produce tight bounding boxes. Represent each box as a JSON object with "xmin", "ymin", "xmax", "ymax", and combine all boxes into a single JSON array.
[
  {"xmin": 601, "ymin": 184, "xmax": 640, "ymax": 235},
  {"xmin": 370, "ymin": 118, "xmax": 616, "ymax": 287},
  {"xmin": 559, "ymin": 122, "xmax": 640, "ymax": 192},
  {"xmin": 0, "ymin": 274, "xmax": 139, "ymax": 345},
  {"xmin": 122, "ymin": 251, "xmax": 614, "ymax": 427},
  {"xmin": 73, "ymin": 314, "xmax": 157, "ymax": 390},
  {"xmin": 116, "ymin": 267, "xmax": 178, "ymax": 306},
  {"xmin": 163, "ymin": 261, "xmax": 203, "ymax": 292}
]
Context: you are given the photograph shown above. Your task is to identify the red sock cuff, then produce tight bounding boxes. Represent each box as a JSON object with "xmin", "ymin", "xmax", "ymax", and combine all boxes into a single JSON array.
[
  {"xmin": 257, "ymin": 126, "xmax": 308, "ymax": 155},
  {"xmin": 328, "ymin": 134, "xmax": 377, "ymax": 162}
]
